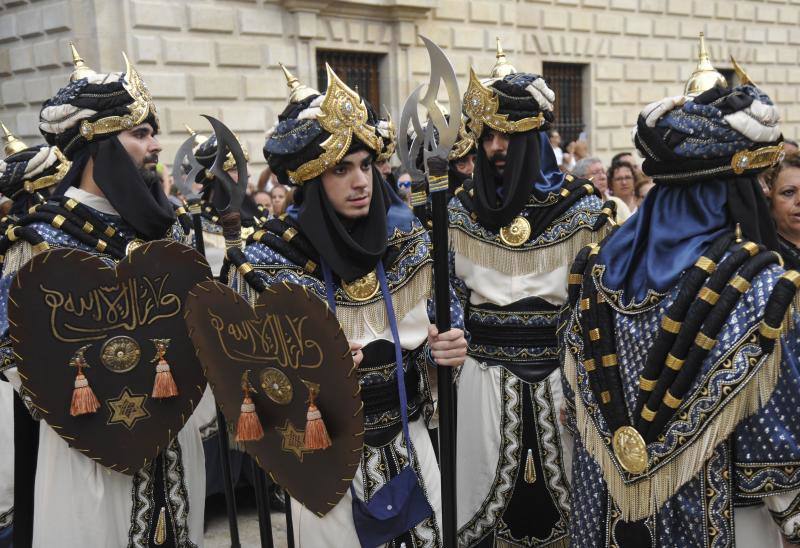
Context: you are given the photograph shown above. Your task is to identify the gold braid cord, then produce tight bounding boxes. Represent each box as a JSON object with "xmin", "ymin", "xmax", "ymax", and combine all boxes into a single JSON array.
[{"xmin": 288, "ymin": 65, "xmax": 382, "ymax": 184}]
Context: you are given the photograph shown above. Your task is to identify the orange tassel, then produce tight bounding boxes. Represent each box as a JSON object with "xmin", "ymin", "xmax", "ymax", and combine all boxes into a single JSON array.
[
  {"xmin": 152, "ymin": 360, "xmax": 179, "ymax": 399},
  {"xmin": 304, "ymin": 399, "xmax": 332, "ymax": 450},
  {"xmin": 235, "ymin": 394, "xmax": 264, "ymax": 442},
  {"xmin": 70, "ymin": 371, "xmax": 100, "ymax": 416},
  {"xmin": 151, "ymin": 339, "xmax": 178, "ymax": 399}
]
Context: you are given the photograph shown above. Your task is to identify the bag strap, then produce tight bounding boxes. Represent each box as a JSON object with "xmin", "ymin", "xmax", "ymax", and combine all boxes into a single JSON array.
[{"xmin": 321, "ymin": 261, "xmax": 413, "ymax": 448}]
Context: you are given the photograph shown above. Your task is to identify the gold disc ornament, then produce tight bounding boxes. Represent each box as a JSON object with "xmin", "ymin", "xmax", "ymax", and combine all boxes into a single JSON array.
[
  {"xmin": 100, "ymin": 335, "xmax": 141, "ymax": 373},
  {"xmin": 499, "ymin": 216, "xmax": 531, "ymax": 247},
  {"xmin": 260, "ymin": 367, "xmax": 293, "ymax": 405},
  {"xmin": 341, "ymin": 270, "xmax": 379, "ymax": 302},
  {"xmin": 612, "ymin": 426, "xmax": 648, "ymax": 475}
]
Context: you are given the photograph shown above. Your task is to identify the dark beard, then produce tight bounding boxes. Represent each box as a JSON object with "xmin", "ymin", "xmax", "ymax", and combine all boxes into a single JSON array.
[
  {"xmin": 490, "ymin": 152, "xmax": 506, "ymax": 179},
  {"xmin": 138, "ymin": 166, "xmax": 162, "ymax": 188}
]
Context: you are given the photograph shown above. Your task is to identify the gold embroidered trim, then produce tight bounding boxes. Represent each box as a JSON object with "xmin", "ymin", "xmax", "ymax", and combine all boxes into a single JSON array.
[
  {"xmin": 287, "ymin": 65, "xmax": 382, "ymax": 184},
  {"xmin": 640, "ymin": 404, "xmax": 657, "ymax": 422},
  {"xmin": 731, "ymin": 143, "xmax": 785, "ymax": 175},
  {"xmin": 583, "ymin": 358, "xmax": 597, "ymax": 372},
  {"xmin": 78, "ymin": 53, "xmax": 158, "ymax": 142},
  {"xmin": 463, "ymin": 68, "xmax": 545, "ymax": 138}
]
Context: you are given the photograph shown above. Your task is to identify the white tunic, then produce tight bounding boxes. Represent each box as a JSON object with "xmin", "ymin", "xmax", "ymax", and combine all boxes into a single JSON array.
[{"xmin": 454, "ymin": 254, "xmax": 572, "ymax": 544}]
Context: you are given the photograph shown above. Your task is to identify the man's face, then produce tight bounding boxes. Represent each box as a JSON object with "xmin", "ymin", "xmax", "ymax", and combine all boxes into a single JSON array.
[
  {"xmin": 587, "ymin": 161, "xmax": 608, "ymax": 195},
  {"xmin": 454, "ymin": 154, "xmax": 475, "ymax": 177},
  {"xmin": 117, "ymin": 123, "xmax": 161, "ymax": 169},
  {"xmin": 320, "ymin": 150, "xmax": 373, "ymax": 220},
  {"xmin": 549, "ymin": 131, "xmax": 561, "ymax": 148},
  {"xmin": 375, "ymin": 159, "xmax": 391, "ymax": 177},
  {"xmin": 481, "ymin": 129, "xmax": 510, "ymax": 176}
]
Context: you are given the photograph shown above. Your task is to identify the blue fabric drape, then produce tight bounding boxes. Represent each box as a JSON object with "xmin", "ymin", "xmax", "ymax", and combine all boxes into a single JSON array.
[{"xmin": 597, "ymin": 181, "xmax": 731, "ymax": 306}]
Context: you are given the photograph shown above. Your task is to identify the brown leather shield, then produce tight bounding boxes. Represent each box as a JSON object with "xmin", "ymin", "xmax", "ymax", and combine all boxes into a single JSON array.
[
  {"xmin": 184, "ymin": 280, "xmax": 363, "ymax": 517},
  {"xmin": 9, "ymin": 241, "xmax": 212, "ymax": 474}
]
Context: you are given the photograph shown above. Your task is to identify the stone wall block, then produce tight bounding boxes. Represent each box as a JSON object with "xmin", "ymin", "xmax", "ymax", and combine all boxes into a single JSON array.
[
  {"xmin": 470, "ymin": 2, "xmax": 500, "ymax": 24},
  {"xmin": 216, "ymin": 41, "xmax": 262, "ymax": 68},
  {"xmin": 32, "ymin": 39, "xmax": 60, "ymax": 69},
  {"xmin": 166, "ymin": 106, "xmax": 220, "ymax": 133},
  {"xmin": 16, "ymin": 8, "xmax": 43, "ymax": 37},
  {"xmin": 144, "ymin": 73, "xmax": 187, "ymax": 99},
  {"xmin": 219, "ymin": 106, "xmax": 265, "ymax": 132},
  {"xmin": 9, "ymin": 44, "xmax": 33, "ymax": 73},
  {"xmin": 130, "ymin": 0, "xmax": 182, "ymax": 31},
  {"xmin": 542, "ymin": 10, "xmax": 568, "ymax": 31},
  {"xmin": 162, "ymin": 37, "xmax": 213, "ymax": 66},
  {"xmin": 0, "ymin": 79, "xmax": 24, "ymax": 106},
  {"xmin": 42, "ymin": 0, "xmax": 71, "ymax": 33},
  {"xmin": 23, "ymin": 76, "xmax": 51, "ymax": 104},
  {"xmin": 595, "ymin": 13, "xmax": 622, "ymax": 34},
  {"xmin": 237, "ymin": 5, "xmax": 283, "ymax": 36},
  {"xmin": 666, "ymin": 0, "xmax": 691, "ymax": 16},
  {"xmin": 570, "ymin": 11, "xmax": 592, "ymax": 32},
  {"xmin": 0, "ymin": 14, "xmax": 14, "ymax": 43},
  {"xmin": 188, "ymin": 5, "xmax": 234, "ymax": 33},
  {"xmin": 134, "ymin": 35, "xmax": 160, "ymax": 64},
  {"xmin": 192, "ymin": 75, "xmax": 240, "ymax": 99},
  {"xmin": 624, "ymin": 16, "xmax": 651, "ymax": 37}
]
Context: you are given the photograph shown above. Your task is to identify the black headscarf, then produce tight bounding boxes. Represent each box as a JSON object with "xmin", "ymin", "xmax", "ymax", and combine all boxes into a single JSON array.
[{"xmin": 296, "ymin": 164, "xmax": 388, "ymax": 283}]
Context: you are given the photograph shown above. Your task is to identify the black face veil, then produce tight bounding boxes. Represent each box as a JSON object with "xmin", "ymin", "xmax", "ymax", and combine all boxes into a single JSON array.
[
  {"xmin": 88, "ymin": 136, "xmax": 176, "ymax": 240},
  {"xmin": 472, "ymin": 130, "xmax": 542, "ymax": 231}
]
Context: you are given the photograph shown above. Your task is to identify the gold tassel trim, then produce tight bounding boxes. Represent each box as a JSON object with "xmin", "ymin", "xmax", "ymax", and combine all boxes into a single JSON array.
[
  {"xmin": 450, "ymin": 225, "xmax": 608, "ymax": 277},
  {"xmin": 336, "ymin": 264, "xmax": 432, "ymax": 341},
  {"xmin": 565, "ymin": 341, "xmax": 781, "ymax": 522}
]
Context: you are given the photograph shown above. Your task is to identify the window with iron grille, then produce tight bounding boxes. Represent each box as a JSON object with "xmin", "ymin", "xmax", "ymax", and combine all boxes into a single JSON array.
[
  {"xmin": 542, "ymin": 62, "xmax": 586, "ymax": 145},
  {"xmin": 316, "ymin": 50, "xmax": 385, "ymax": 109}
]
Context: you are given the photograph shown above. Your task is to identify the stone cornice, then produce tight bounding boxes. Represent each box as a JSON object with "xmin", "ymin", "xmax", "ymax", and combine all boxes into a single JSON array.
[{"xmin": 280, "ymin": 0, "xmax": 436, "ymax": 21}]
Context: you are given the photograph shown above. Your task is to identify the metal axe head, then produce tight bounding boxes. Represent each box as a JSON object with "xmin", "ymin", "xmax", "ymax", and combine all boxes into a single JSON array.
[
  {"xmin": 171, "ymin": 135, "xmax": 204, "ymax": 202},
  {"xmin": 397, "ymin": 85, "xmax": 427, "ymax": 182},
  {"xmin": 418, "ymin": 35, "xmax": 462, "ymax": 162},
  {"xmin": 201, "ymin": 115, "xmax": 248, "ymax": 216}
]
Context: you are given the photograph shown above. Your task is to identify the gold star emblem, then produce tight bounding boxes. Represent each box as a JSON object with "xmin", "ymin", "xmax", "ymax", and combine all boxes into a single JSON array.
[
  {"xmin": 276, "ymin": 420, "xmax": 311, "ymax": 462},
  {"xmin": 106, "ymin": 387, "xmax": 150, "ymax": 430}
]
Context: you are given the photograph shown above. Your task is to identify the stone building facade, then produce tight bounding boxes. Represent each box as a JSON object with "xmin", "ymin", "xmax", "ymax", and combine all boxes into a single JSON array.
[{"xmin": 1, "ymin": 0, "xmax": 799, "ymax": 170}]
